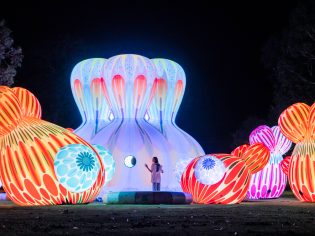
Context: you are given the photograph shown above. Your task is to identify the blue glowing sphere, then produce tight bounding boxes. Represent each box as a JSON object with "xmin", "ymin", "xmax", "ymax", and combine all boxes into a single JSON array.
[
  {"xmin": 54, "ymin": 144, "xmax": 101, "ymax": 193},
  {"xmin": 194, "ymin": 155, "xmax": 226, "ymax": 185},
  {"xmin": 92, "ymin": 144, "xmax": 115, "ymax": 184}
]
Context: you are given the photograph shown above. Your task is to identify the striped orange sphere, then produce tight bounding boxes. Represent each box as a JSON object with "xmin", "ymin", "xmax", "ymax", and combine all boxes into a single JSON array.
[
  {"xmin": 0, "ymin": 87, "xmax": 22, "ymax": 136},
  {"xmin": 181, "ymin": 143, "xmax": 269, "ymax": 204},
  {"xmin": 0, "ymin": 86, "xmax": 105, "ymax": 206},
  {"xmin": 12, "ymin": 87, "xmax": 42, "ymax": 118},
  {"xmin": 278, "ymin": 102, "xmax": 315, "ymax": 202}
]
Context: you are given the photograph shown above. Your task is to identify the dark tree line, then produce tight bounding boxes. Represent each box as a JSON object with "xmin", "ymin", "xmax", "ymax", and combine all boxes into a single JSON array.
[
  {"xmin": 0, "ymin": 20, "xmax": 23, "ymax": 86},
  {"xmin": 231, "ymin": 0, "xmax": 315, "ymax": 148},
  {"xmin": 263, "ymin": 0, "xmax": 315, "ymax": 121}
]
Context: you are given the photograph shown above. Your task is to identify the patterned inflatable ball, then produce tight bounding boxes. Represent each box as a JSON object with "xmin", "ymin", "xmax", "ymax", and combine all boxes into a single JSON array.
[
  {"xmin": 92, "ymin": 144, "xmax": 115, "ymax": 184},
  {"xmin": 194, "ymin": 155, "xmax": 226, "ymax": 185},
  {"xmin": 54, "ymin": 144, "xmax": 101, "ymax": 193},
  {"xmin": 181, "ymin": 143, "xmax": 270, "ymax": 204},
  {"xmin": 174, "ymin": 158, "xmax": 194, "ymax": 183}
]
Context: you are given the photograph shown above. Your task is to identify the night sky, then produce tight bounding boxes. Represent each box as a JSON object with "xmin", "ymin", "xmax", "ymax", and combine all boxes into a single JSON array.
[{"xmin": 0, "ymin": 1, "xmax": 298, "ymax": 153}]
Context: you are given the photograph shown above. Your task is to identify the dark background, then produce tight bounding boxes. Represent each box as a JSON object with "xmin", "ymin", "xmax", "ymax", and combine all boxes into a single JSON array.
[{"xmin": 0, "ymin": 0, "xmax": 299, "ymax": 153}]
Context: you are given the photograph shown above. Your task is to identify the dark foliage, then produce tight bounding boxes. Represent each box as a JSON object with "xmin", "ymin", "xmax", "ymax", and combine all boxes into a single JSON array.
[
  {"xmin": 0, "ymin": 20, "xmax": 23, "ymax": 86},
  {"xmin": 230, "ymin": 116, "xmax": 267, "ymax": 149},
  {"xmin": 262, "ymin": 0, "xmax": 315, "ymax": 123},
  {"xmin": 232, "ymin": 0, "xmax": 315, "ymax": 146}
]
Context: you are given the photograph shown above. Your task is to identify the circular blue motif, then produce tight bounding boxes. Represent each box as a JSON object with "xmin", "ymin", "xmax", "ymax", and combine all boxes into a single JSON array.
[
  {"xmin": 92, "ymin": 145, "xmax": 115, "ymax": 185},
  {"xmin": 194, "ymin": 155, "xmax": 226, "ymax": 186},
  {"xmin": 202, "ymin": 158, "xmax": 216, "ymax": 170},
  {"xmin": 76, "ymin": 152, "xmax": 95, "ymax": 172},
  {"xmin": 54, "ymin": 144, "xmax": 101, "ymax": 193}
]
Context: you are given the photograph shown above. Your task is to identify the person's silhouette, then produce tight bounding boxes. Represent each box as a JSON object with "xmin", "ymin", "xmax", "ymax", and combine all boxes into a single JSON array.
[{"xmin": 145, "ymin": 157, "xmax": 164, "ymax": 191}]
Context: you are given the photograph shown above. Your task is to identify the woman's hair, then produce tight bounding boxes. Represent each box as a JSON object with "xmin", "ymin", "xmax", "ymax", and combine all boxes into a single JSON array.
[{"xmin": 153, "ymin": 156, "xmax": 160, "ymax": 172}]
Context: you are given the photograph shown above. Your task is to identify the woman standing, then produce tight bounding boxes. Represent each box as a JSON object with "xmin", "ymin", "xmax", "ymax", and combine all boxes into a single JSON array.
[{"xmin": 145, "ymin": 157, "xmax": 164, "ymax": 191}]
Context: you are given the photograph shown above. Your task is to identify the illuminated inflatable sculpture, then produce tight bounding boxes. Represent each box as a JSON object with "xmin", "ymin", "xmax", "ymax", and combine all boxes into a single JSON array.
[
  {"xmin": 246, "ymin": 125, "xmax": 292, "ymax": 199},
  {"xmin": 0, "ymin": 87, "xmax": 105, "ymax": 206},
  {"xmin": 146, "ymin": 58, "xmax": 204, "ymax": 189},
  {"xmin": 180, "ymin": 143, "xmax": 269, "ymax": 204},
  {"xmin": 280, "ymin": 156, "xmax": 291, "ymax": 176},
  {"xmin": 278, "ymin": 102, "xmax": 315, "ymax": 202},
  {"xmin": 71, "ymin": 54, "xmax": 204, "ymax": 191}
]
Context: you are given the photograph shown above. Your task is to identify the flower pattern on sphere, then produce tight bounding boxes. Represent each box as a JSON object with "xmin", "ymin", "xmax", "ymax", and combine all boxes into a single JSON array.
[
  {"xmin": 76, "ymin": 152, "xmax": 95, "ymax": 172},
  {"xmin": 194, "ymin": 155, "xmax": 226, "ymax": 186},
  {"xmin": 92, "ymin": 144, "xmax": 115, "ymax": 185},
  {"xmin": 174, "ymin": 158, "xmax": 194, "ymax": 186},
  {"xmin": 54, "ymin": 144, "xmax": 101, "ymax": 193},
  {"xmin": 202, "ymin": 158, "xmax": 216, "ymax": 170}
]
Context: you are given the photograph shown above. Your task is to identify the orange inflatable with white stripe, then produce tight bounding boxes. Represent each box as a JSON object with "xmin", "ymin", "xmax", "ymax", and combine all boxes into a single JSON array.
[
  {"xmin": 0, "ymin": 86, "xmax": 105, "ymax": 206},
  {"xmin": 180, "ymin": 143, "xmax": 269, "ymax": 204},
  {"xmin": 278, "ymin": 102, "xmax": 315, "ymax": 202}
]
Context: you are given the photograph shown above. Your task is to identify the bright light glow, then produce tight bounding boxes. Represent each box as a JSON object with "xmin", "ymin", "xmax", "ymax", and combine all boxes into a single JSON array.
[
  {"xmin": 54, "ymin": 144, "xmax": 101, "ymax": 193},
  {"xmin": 247, "ymin": 125, "xmax": 292, "ymax": 199},
  {"xmin": 124, "ymin": 155, "xmax": 136, "ymax": 168},
  {"xmin": 70, "ymin": 54, "xmax": 204, "ymax": 191},
  {"xmin": 278, "ymin": 102, "xmax": 315, "ymax": 202},
  {"xmin": 194, "ymin": 155, "xmax": 225, "ymax": 185}
]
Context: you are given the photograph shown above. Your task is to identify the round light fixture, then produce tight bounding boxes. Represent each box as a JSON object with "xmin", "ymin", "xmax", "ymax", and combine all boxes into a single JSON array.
[{"xmin": 124, "ymin": 155, "xmax": 136, "ymax": 168}]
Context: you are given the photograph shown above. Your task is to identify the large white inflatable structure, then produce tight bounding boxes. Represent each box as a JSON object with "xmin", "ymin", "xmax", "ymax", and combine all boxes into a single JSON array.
[{"xmin": 70, "ymin": 54, "xmax": 204, "ymax": 191}]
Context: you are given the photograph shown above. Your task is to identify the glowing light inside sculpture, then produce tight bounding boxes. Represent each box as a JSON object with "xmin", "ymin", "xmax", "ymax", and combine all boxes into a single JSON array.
[
  {"xmin": 247, "ymin": 125, "xmax": 292, "ymax": 199},
  {"xmin": 0, "ymin": 86, "xmax": 105, "ymax": 206},
  {"xmin": 54, "ymin": 144, "xmax": 101, "ymax": 193},
  {"xmin": 278, "ymin": 102, "xmax": 315, "ymax": 202},
  {"xmin": 194, "ymin": 156, "xmax": 226, "ymax": 185},
  {"xmin": 70, "ymin": 55, "xmax": 205, "ymax": 191},
  {"xmin": 181, "ymin": 143, "xmax": 270, "ymax": 204}
]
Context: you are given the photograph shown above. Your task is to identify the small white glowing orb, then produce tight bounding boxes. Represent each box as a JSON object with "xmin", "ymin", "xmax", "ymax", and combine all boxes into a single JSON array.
[
  {"xmin": 92, "ymin": 144, "xmax": 115, "ymax": 184},
  {"xmin": 54, "ymin": 144, "xmax": 101, "ymax": 193},
  {"xmin": 124, "ymin": 155, "xmax": 136, "ymax": 168},
  {"xmin": 109, "ymin": 112, "xmax": 114, "ymax": 121},
  {"xmin": 194, "ymin": 155, "xmax": 226, "ymax": 185},
  {"xmin": 144, "ymin": 112, "xmax": 150, "ymax": 121}
]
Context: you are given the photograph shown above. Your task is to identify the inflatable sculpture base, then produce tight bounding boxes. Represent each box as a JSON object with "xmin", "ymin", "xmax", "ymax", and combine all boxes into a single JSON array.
[{"xmin": 103, "ymin": 191, "xmax": 192, "ymax": 204}]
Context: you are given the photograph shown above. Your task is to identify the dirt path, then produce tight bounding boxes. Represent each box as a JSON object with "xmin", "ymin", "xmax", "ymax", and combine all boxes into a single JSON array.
[{"xmin": 0, "ymin": 192, "xmax": 314, "ymax": 235}]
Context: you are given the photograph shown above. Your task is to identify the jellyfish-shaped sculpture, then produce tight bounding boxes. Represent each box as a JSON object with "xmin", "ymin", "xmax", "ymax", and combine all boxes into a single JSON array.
[
  {"xmin": 70, "ymin": 54, "xmax": 204, "ymax": 191},
  {"xmin": 146, "ymin": 59, "xmax": 205, "ymax": 190},
  {"xmin": 0, "ymin": 86, "xmax": 105, "ymax": 206},
  {"xmin": 278, "ymin": 102, "xmax": 315, "ymax": 202},
  {"xmin": 71, "ymin": 58, "xmax": 110, "ymax": 140},
  {"xmin": 246, "ymin": 125, "xmax": 292, "ymax": 199},
  {"xmin": 71, "ymin": 55, "xmax": 169, "ymax": 191},
  {"xmin": 180, "ymin": 143, "xmax": 269, "ymax": 204}
]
